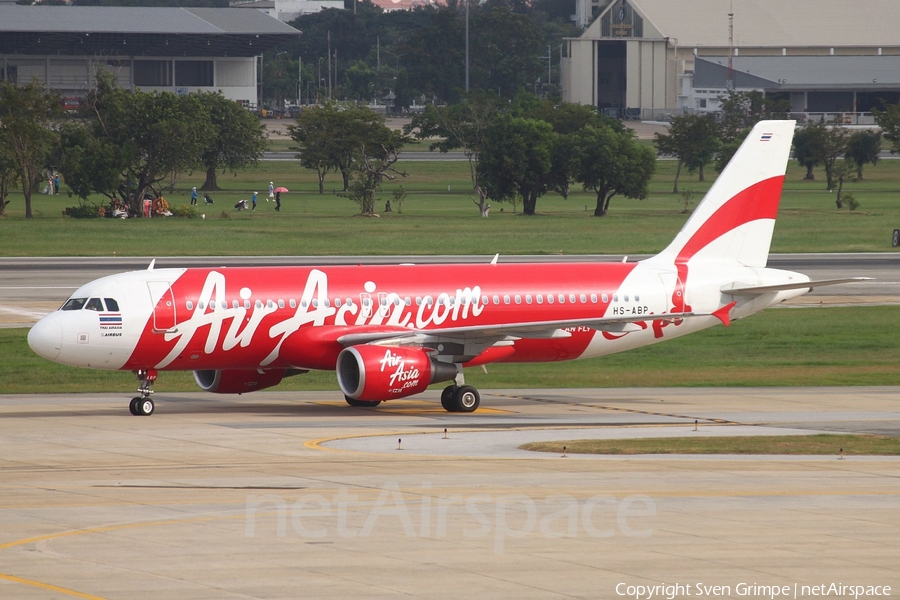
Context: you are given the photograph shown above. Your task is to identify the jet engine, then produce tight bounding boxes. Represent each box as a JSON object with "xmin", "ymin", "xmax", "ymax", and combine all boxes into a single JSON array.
[
  {"xmin": 193, "ymin": 369, "xmax": 287, "ymax": 394},
  {"xmin": 337, "ymin": 345, "xmax": 458, "ymax": 402}
]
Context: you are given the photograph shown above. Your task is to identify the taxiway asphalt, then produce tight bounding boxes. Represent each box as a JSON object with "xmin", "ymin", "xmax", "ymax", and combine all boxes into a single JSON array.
[{"xmin": 1, "ymin": 387, "xmax": 898, "ymax": 599}]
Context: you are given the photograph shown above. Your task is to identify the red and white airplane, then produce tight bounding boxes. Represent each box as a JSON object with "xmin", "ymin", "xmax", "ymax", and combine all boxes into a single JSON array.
[{"xmin": 27, "ymin": 120, "xmax": 861, "ymax": 415}]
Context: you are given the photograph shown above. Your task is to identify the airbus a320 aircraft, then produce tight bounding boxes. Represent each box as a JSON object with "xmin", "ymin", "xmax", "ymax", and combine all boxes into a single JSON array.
[{"xmin": 28, "ymin": 120, "xmax": 862, "ymax": 415}]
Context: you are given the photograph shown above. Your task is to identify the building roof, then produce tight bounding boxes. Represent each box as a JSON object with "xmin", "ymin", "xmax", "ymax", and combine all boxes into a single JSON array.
[
  {"xmin": 694, "ymin": 55, "xmax": 900, "ymax": 90},
  {"xmin": 0, "ymin": 6, "xmax": 300, "ymax": 57},
  {"xmin": 591, "ymin": 0, "xmax": 900, "ymax": 48}
]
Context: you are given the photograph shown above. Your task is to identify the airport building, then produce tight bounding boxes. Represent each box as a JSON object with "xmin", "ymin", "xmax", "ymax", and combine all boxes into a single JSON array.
[
  {"xmin": 563, "ymin": 0, "xmax": 900, "ymax": 123},
  {"xmin": 0, "ymin": 5, "xmax": 301, "ymax": 108}
]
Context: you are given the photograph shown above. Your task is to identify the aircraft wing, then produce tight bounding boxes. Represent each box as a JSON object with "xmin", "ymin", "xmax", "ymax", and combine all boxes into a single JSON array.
[
  {"xmin": 722, "ymin": 277, "xmax": 872, "ymax": 296},
  {"xmin": 334, "ymin": 311, "xmax": 700, "ymax": 348}
]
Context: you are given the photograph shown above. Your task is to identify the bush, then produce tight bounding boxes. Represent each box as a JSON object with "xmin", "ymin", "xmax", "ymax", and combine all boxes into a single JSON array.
[
  {"xmin": 845, "ymin": 193, "xmax": 860, "ymax": 211},
  {"xmin": 63, "ymin": 202, "xmax": 104, "ymax": 219},
  {"xmin": 171, "ymin": 205, "xmax": 198, "ymax": 218}
]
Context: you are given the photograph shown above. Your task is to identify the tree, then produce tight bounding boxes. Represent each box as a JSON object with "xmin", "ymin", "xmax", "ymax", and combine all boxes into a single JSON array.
[
  {"xmin": 873, "ymin": 103, "xmax": 900, "ymax": 154},
  {"xmin": 0, "ymin": 130, "xmax": 19, "ymax": 216},
  {"xmin": 477, "ymin": 116, "xmax": 557, "ymax": 215},
  {"xmin": 0, "ymin": 80, "xmax": 62, "ymax": 219},
  {"xmin": 288, "ymin": 103, "xmax": 394, "ymax": 193},
  {"xmin": 344, "ymin": 125, "xmax": 408, "ymax": 215},
  {"xmin": 792, "ymin": 123, "xmax": 826, "ymax": 180},
  {"xmin": 406, "ymin": 91, "xmax": 500, "ymax": 216},
  {"xmin": 655, "ymin": 114, "xmax": 720, "ymax": 193},
  {"xmin": 820, "ymin": 122, "xmax": 850, "ymax": 191},
  {"xmin": 844, "ymin": 129, "xmax": 881, "ymax": 180},
  {"xmin": 196, "ymin": 92, "xmax": 267, "ymax": 191},
  {"xmin": 55, "ymin": 70, "xmax": 212, "ymax": 213},
  {"xmin": 572, "ymin": 124, "xmax": 656, "ymax": 217}
]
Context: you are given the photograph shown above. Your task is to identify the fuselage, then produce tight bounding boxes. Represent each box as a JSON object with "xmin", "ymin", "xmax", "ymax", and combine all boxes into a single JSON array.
[{"xmin": 27, "ymin": 259, "xmax": 808, "ymax": 374}]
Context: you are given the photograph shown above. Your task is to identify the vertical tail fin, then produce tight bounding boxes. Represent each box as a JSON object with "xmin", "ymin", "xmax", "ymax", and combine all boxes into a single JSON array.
[{"xmin": 651, "ymin": 120, "xmax": 796, "ymax": 268}]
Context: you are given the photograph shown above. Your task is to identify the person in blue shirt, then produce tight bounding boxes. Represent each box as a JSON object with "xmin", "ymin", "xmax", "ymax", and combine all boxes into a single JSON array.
[
  {"xmin": 190, "ymin": 187, "xmax": 198, "ymax": 205},
  {"xmin": 251, "ymin": 191, "xmax": 258, "ymax": 211}
]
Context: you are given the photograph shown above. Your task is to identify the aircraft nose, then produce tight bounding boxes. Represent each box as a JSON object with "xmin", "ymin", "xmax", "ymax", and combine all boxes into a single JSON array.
[{"xmin": 28, "ymin": 316, "xmax": 63, "ymax": 361}]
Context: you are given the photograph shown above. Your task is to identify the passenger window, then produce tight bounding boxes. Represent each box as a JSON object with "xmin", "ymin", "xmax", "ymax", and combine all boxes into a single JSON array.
[
  {"xmin": 104, "ymin": 298, "xmax": 120, "ymax": 311},
  {"xmin": 85, "ymin": 298, "xmax": 104, "ymax": 311},
  {"xmin": 335, "ymin": 298, "xmax": 342, "ymax": 308},
  {"xmin": 290, "ymin": 299, "xmax": 297, "ymax": 309},
  {"xmin": 503, "ymin": 295, "xmax": 511, "ymax": 305},
  {"xmin": 547, "ymin": 295, "xmax": 554, "ymax": 304},
  {"xmin": 580, "ymin": 294, "xmax": 587, "ymax": 303},
  {"xmin": 482, "ymin": 295, "xmax": 488, "ymax": 305},
  {"xmin": 570, "ymin": 294, "xmax": 577, "ymax": 304},
  {"xmin": 525, "ymin": 295, "xmax": 532, "ymax": 304},
  {"xmin": 493, "ymin": 295, "xmax": 500, "ymax": 305},
  {"xmin": 278, "ymin": 299, "xmax": 285, "ymax": 309},
  {"xmin": 61, "ymin": 298, "xmax": 87, "ymax": 311},
  {"xmin": 186, "ymin": 301, "xmax": 194, "ymax": 310},
  {"xmin": 245, "ymin": 300, "xmax": 251, "ymax": 309},
  {"xmin": 591, "ymin": 294, "xmax": 598, "ymax": 303},
  {"xmin": 602, "ymin": 294, "xmax": 609, "ymax": 303},
  {"xmin": 514, "ymin": 295, "xmax": 521, "ymax": 304},
  {"xmin": 537, "ymin": 295, "xmax": 543, "ymax": 304},
  {"xmin": 559, "ymin": 294, "xmax": 566, "ymax": 304},
  {"xmin": 209, "ymin": 300, "xmax": 216, "ymax": 309}
]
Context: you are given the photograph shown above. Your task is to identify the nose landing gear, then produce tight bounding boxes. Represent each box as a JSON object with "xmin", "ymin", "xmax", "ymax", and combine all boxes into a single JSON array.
[{"xmin": 129, "ymin": 369, "xmax": 157, "ymax": 416}]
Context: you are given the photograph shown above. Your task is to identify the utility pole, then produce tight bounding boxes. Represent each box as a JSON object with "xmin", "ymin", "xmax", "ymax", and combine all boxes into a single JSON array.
[
  {"xmin": 727, "ymin": 0, "xmax": 734, "ymax": 90},
  {"xmin": 327, "ymin": 31, "xmax": 332, "ymax": 100},
  {"xmin": 465, "ymin": 0, "xmax": 469, "ymax": 93}
]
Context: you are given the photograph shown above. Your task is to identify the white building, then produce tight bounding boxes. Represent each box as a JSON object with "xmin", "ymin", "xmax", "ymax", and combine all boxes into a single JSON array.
[
  {"xmin": 0, "ymin": 5, "xmax": 301, "ymax": 108},
  {"xmin": 230, "ymin": 0, "xmax": 343, "ymax": 23},
  {"xmin": 563, "ymin": 0, "xmax": 900, "ymax": 121}
]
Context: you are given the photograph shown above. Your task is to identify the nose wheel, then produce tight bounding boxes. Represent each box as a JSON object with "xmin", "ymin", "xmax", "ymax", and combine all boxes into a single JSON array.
[{"xmin": 130, "ymin": 369, "xmax": 157, "ymax": 416}]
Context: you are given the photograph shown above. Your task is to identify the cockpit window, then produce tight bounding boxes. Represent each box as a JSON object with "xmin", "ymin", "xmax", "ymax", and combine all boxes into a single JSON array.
[
  {"xmin": 61, "ymin": 298, "xmax": 87, "ymax": 311},
  {"xmin": 105, "ymin": 298, "xmax": 120, "ymax": 311},
  {"xmin": 85, "ymin": 298, "xmax": 104, "ymax": 311}
]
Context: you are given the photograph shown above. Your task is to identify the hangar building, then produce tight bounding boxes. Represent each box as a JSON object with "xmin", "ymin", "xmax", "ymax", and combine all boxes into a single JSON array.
[
  {"xmin": 0, "ymin": 5, "xmax": 301, "ymax": 108},
  {"xmin": 563, "ymin": 0, "xmax": 900, "ymax": 123}
]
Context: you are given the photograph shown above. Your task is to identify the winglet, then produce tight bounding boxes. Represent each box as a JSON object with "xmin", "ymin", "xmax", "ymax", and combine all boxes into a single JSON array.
[
  {"xmin": 712, "ymin": 302, "xmax": 737, "ymax": 326},
  {"xmin": 147, "ymin": 259, "xmax": 156, "ymax": 270},
  {"xmin": 490, "ymin": 254, "xmax": 499, "ymax": 265}
]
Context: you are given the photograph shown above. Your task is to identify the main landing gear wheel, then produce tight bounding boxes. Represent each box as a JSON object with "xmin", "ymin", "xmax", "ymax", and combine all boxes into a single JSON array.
[
  {"xmin": 129, "ymin": 397, "xmax": 141, "ymax": 415},
  {"xmin": 344, "ymin": 396, "xmax": 382, "ymax": 408},
  {"xmin": 440, "ymin": 385, "xmax": 457, "ymax": 411},
  {"xmin": 441, "ymin": 385, "xmax": 480, "ymax": 413}
]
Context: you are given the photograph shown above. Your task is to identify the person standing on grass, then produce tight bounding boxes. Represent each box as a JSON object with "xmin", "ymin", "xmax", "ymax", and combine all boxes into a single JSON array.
[
  {"xmin": 268, "ymin": 181, "xmax": 274, "ymax": 202},
  {"xmin": 191, "ymin": 187, "xmax": 198, "ymax": 205},
  {"xmin": 274, "ymin": 190, "xmax": 281, "ymax": 212},
  {"xmin": 251, "ymin": 191, "xmax": 258, "ymax": 211},
  {"xmin": 54, "ymin": 174, "xmax": 60, "ymax": 195}
]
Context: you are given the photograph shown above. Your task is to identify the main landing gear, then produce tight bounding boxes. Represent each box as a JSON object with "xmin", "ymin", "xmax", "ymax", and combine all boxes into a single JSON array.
[
  {"xmin": 129, "ymin": 369, "xmax": 157, "ymax": 416},
  {"xmin": 440, "ymin": 385, "xmax": 480, "ymax": 413}
]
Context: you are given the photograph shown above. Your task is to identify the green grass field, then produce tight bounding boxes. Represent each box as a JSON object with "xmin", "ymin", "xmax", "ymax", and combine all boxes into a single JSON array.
[
  {"xmin": 2, "ymin": 159, "xmax": 899, "ymax": 256},
  {"xmin": 3, "ymin": 305, "xmax": 898, "ymax": 394}
]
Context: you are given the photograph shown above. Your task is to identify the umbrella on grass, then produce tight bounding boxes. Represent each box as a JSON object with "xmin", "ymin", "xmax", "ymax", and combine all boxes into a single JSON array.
[{"xmin": 274, "ymin": 187, "xmax": 289, "ymax": 193}]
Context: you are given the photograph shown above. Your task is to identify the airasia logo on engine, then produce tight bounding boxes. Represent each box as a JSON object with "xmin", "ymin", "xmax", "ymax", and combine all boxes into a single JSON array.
[{"xmin": 378, "ymin": 349, "xmax": 422, "ymax": 393}]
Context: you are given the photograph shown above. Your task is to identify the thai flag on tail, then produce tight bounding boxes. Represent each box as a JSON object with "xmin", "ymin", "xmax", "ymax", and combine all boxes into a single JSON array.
[{"xmin": 760, "ymin": 133, "xmax": 773, "ymax": 142}]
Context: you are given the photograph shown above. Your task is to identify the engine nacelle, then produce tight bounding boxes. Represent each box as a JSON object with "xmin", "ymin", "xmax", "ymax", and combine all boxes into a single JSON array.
[
  {"xmin": 194, "ymin": 369, "xmax": 286, "ymax": 394},
  {"xmin": 337, "ymin": 345, "xmax": 458, "ymax": 402}
]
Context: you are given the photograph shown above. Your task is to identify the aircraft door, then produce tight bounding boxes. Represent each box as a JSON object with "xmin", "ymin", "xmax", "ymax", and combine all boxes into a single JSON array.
[{"xmin": 147, "ymin": 281, "xmax": 177, "ymax": 332}]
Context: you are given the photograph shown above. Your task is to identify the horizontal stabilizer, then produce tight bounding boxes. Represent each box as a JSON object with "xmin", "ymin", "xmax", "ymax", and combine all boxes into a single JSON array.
[{"xmin": 722, "ymin": 277, "xmax": 872, "ymax": 296}]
